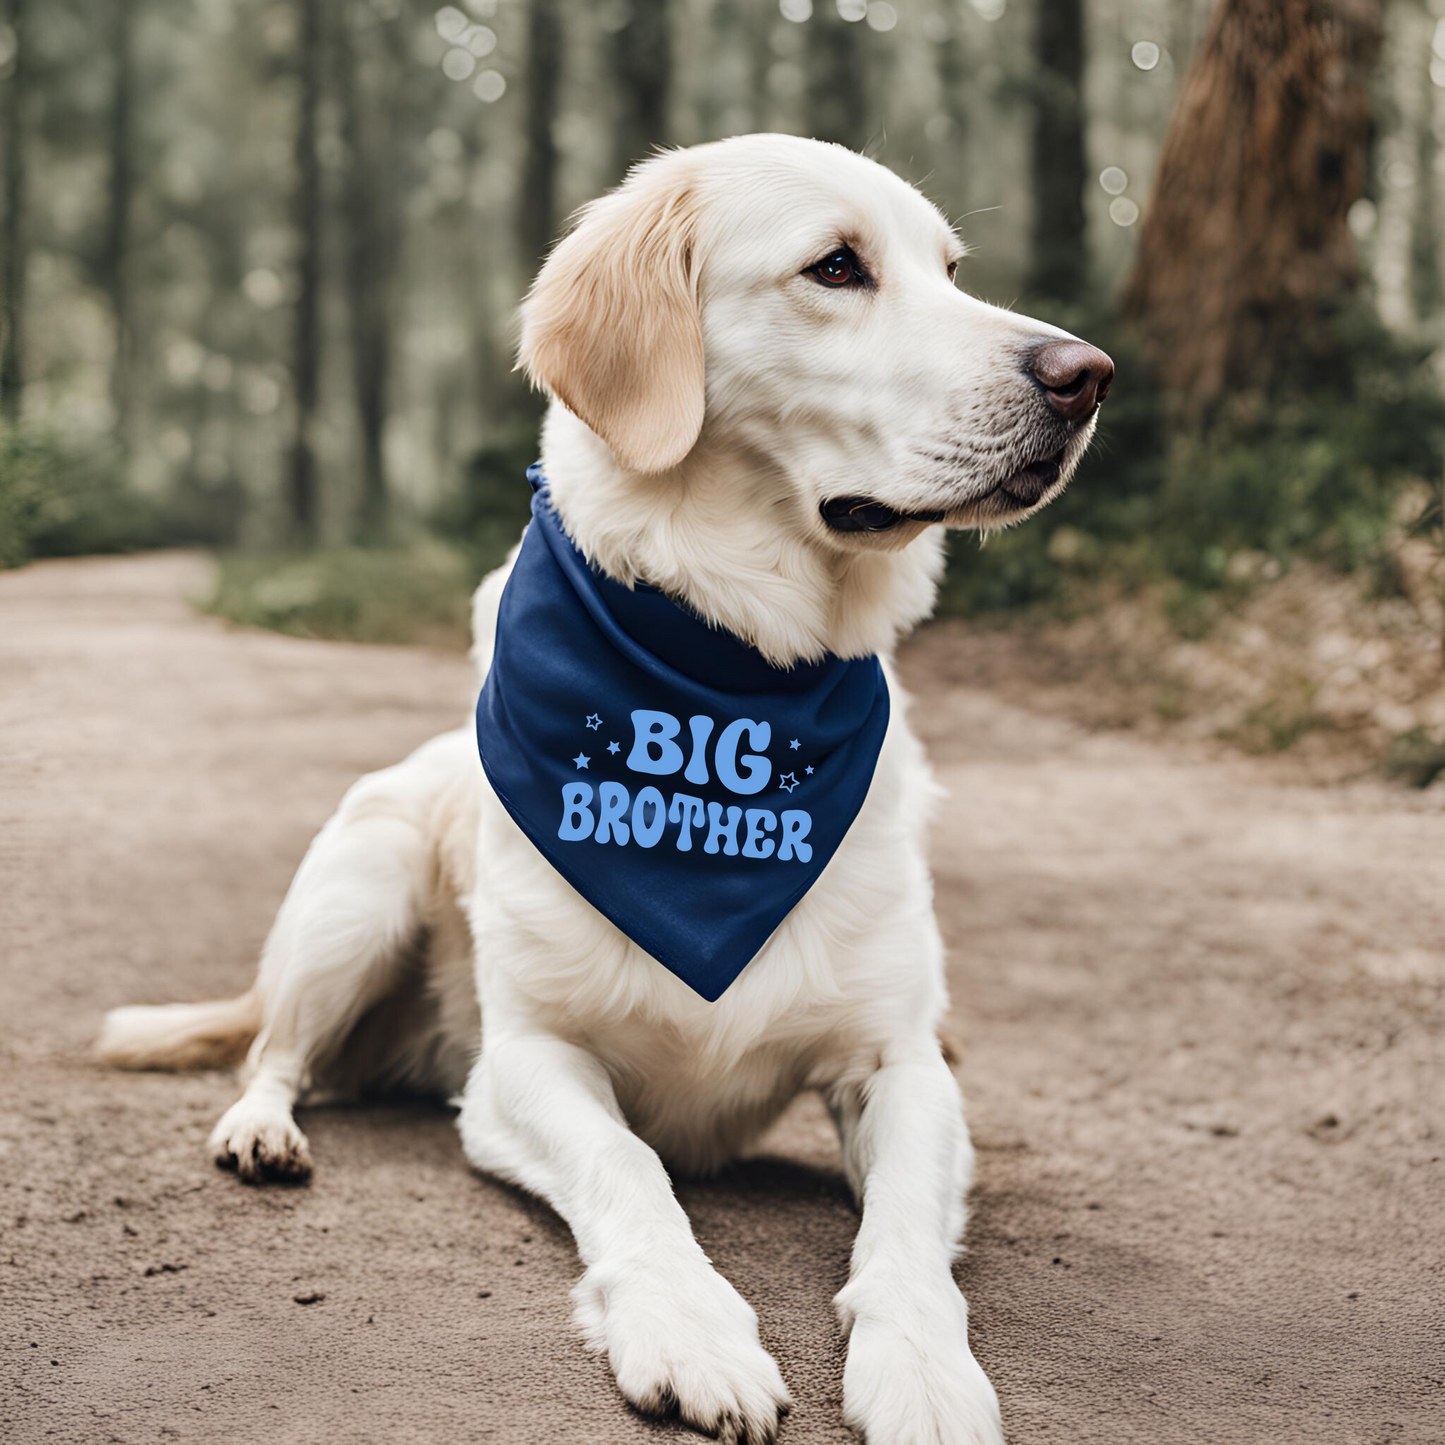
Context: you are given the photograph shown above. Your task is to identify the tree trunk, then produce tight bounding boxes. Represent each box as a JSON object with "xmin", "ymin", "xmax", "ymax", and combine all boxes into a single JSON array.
[
  {"xmin": 611, "ymin": 0, "xmax": 669, "ymax": 183},
  {"xmin": 289, "ymin": 0, "xmax": 322, "ymax": 543},
  {"xmin": 933, "ymin": 1, "xmax": 970, "ymax": 146},
  {"xmin": 334, "ymin": 10, "xmax": 397, "ymax": 542},
  {"xmin": 1431, "ymin": 41, "xmax": 1445, "ymax": 333},
  {"xmin": 1408, "ymin": 24, "xmax": 1441, "ymax": 325},
  {"xmin": 807, "ymin": 4, "xmax": 870, "ymax": 153},
  {"xmin": 747, "ymin": 3, "xmax": 775, "ymax": 132},
  {"xmin": 520, "ymin": 0, "xmax": 561, "ymax": 270},
  {"xmin": 0, "ymin": 0, "xmax": 27, "ymax": 422},
  {"xmin": 1026, "ymin": 0, "xmax": 1087, "ymax": 303},
  {"xmin": 104, "ymin": 0, "xmax": 136, "ymax": 457},
  {"xmin": 1124, "ymin": 0, "xmax": 1385, "ymax": 415}
]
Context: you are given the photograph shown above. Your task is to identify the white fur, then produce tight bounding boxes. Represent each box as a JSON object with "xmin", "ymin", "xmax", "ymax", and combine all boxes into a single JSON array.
[{"xmin": 99, "ymin": 135, "xmax": 1110, "ymax": 1444}]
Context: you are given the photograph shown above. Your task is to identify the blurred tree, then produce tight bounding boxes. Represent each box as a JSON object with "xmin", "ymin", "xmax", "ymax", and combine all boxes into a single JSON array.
[
  {"xmin": 103, "ymin": 0, "xmax": 136, "ymax": 457},
  {"xmin": 0, "ymin": 0, "xmax": 26, "ymax": 420},
  {"xmin": 1367, "ymin": 0, "xmax": 1425, "ymax": 331},
  {"xmin": 694, "ymin": 0, "xmax": 752, "ymax": 141},
  {"xmin": 747, "ymin": 4, "xmax": 775, "ymax": 132},
  {"xmin": 520, "ymin": 0, "xmax": 562, "ymax": 270},
  {"xmin": 612, "ymin": 0, "xmax": 671, "ymax": 181},
  {"xmin": 289, "ymin": 0, "xmax": 322, "ymax": 542},
  {"xmin": 335, "ymin": 8, "xmax": 407, "ymax": 542},
  {"xmin": 934, "ymin": 3, "xmax": 970, "ymax": 142},
  {"xmin": 1125, "ymin": 0, "xmax": 1385, "ymax": 414},
  {"xmin": 1408, "ymin": 25, "xmax": 1441, "ymax": 324},
  {"xmin": 5, "ymin": 0, "xmax": 1440, "ymax": 588},
  {"xmin": 1026, "ymin": 0, "xmax": 1087, "ymax": 302},
  {"xmin": 808, "ymin": 4, "xmax": 870, "ymax": 153}
]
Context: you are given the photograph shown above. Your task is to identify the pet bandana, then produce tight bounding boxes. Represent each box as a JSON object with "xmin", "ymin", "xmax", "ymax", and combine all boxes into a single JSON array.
[{"xmin": 475, "ymin": 466, "xmax": 890, "ymax": 1001}]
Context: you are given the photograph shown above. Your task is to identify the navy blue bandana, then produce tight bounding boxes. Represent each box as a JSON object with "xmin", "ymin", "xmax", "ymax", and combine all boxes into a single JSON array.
[{"xmin": 475, "ymin": 466, "xmax": 890, "ymax": 1001}]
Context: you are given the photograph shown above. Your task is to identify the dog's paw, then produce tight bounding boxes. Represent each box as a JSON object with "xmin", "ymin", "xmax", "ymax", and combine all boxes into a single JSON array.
[
  {"xmin": 208, "ymin": 1101, "xmax": 312, "ymax": 1183},
  {"xmin": 837, "ymin": 1283, "xmax": 1002, "ymax": 1445},
  {"xmin": 573, "ymin": 1250, "xmax": 790, "ymax": 1442}
]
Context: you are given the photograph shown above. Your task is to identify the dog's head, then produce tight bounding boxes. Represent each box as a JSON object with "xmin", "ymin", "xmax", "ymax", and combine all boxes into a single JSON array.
[{"xmin": 519, "ymin": 134, "xmax": 1111, "ymax": 552}]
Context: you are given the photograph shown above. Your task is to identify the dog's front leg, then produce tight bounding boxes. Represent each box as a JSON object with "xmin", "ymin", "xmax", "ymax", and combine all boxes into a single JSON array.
[
  {"xmin": 829, "ymin": 1043, "xmax": 1004, "ymax": 1445},
  {"xmin": 458, "ymin": 1034, "xmax": 790, "ymax": 1442}
]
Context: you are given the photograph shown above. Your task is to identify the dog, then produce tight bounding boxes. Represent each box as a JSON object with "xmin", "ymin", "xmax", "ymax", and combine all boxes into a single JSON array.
[{"xmin": 97, "ymin": 134, "xmax": 1113, "ymax": 1444}]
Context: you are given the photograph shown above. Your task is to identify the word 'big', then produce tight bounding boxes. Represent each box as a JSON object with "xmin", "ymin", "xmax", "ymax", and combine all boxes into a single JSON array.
[{"xmin": 628, "ymin": 709, "xmax": 779, "ymax": 793}]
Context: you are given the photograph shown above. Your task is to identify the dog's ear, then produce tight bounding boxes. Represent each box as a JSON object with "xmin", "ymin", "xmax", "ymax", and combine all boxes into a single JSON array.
[{"xmin": 518, "ymin": 165, "xmax": 704, "ymax": 475}]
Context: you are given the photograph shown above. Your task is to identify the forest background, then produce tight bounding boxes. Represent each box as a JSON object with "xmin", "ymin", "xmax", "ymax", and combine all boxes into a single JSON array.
[{"xmin": 2, "ymin": 0, "xmax": 1443, "ymax": 782}]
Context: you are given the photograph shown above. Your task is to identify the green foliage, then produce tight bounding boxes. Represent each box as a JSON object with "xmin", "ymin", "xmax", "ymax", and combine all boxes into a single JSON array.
[
  {"xmin": 432, "ymin": 423, "xmax": 544, "ymax": 574},
  {"xmin": 1384, "ymin": 727, "xmax": 1445, "ymax": 790},
  {"xmin": 205, "ymin": 541, "xmax": 476, "ymax": 648},
  {"xmin": 938, "ymin": 305, "xmax": 1445, "ymax": 622},
  {"xmin": 203, "ymin": 425, "xmax": 540, "ymax": 652},
  {"xmin": 1225, "ymin": 680, "xmax": 1335, "ymax": 756},
  {"xmin": 0, "ymin": 426, "xmax": 160, "ymax": 569}
]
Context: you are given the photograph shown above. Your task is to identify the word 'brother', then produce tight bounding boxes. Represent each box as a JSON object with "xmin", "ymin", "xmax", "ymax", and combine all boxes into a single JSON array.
[{"xmin": 558, "ymin": 710, "xmax": 813, "ymax": 862}]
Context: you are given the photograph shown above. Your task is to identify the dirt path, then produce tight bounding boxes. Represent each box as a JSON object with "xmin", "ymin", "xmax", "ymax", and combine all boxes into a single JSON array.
[{"xmin": 2, "ymin": 552, "xmax": 1441, "ymax": 1445}]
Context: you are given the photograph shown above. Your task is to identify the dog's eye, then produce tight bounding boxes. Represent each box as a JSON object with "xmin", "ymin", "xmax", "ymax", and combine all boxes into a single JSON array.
[
  {"xmin": 947, "ymin": 260, "xmax": 959, "ymax": 282},
  {"xmin": 807, "ymin": 247, "xmax": 867, "ymax": 289}
]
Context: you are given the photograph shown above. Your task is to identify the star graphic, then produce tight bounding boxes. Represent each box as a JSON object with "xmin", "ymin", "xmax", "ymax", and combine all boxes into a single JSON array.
[
  {"xmin": 585, "ymin": 713, "xmax": 602, "ymax": 730},
  {"xmin": 606, "ymin": 741, "xmax": 620, "ymax": 755},
  {"xmin": 572, "ymin": 752, "xmax": 590, "ymax": 769},
  {"xmin": 788, "ymin": 738, "xmax": 801, "ymax": 750},
  {"xmin": 779, "ymin": 772, "xmax": 799, "ymax": 793},
  {"xmin": 805, "ymin": 765, "xmax": 814, "ymax": 775}
]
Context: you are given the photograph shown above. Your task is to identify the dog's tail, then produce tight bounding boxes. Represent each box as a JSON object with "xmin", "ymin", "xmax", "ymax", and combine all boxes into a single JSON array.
[{"xmin": 94, "ymin": 989, "xmax": 262, "ymax": 1071}]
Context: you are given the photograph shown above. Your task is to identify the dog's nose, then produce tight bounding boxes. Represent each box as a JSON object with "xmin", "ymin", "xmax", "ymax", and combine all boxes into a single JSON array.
[{"xmin": 1031, "ymin": 339, "xmax": 1115, "ymax": 422}]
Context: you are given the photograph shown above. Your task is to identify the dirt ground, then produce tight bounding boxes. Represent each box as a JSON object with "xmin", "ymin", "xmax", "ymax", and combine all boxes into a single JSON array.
[{"xmin": 2, "ymin": 551, "xmax": 1441, "ymax": 1445}]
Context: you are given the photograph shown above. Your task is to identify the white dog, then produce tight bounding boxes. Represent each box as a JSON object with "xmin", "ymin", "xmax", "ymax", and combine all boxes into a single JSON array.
[{"xmin": 98, "ymin": 135, "xmax": 1112, "ymax": 1445}]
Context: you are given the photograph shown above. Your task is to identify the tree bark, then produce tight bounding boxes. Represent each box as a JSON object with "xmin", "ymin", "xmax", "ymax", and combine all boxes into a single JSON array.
[
  {"xmin": 611, "ymin": 0, "xmax": 669, "ymax": 183},
  {"xmin": 289, "ymin": 0, "xmax": 322, "ymax": 543},
  {"xmin": 334, "ymin": 10, "xmax": 400, "ymax": 542},
  {"xmin": 1026, "ymin": 0, "xmax": 1087, "ymax": 303},
  {"xmin": 933, "ymin": 1, "xmax": 970, "ymax": 144},
  {"xmin": 104, "ymin": 0, "xmax": 136, "ymax": 457},
  {"xmin": 748, "ymin": 3, "xmax": 775, "ymax": 133},
  {"xmin": 1, "ymin": 0, "xmax": 27, "ymax": 422},
  {"xmin": 520, "ymin": 0, "xmax": 561, "ymax": 270},
  {"xmin": 1124, "ymin": 0, "xmax": 1385, "ymax": 415},
  {"xmin": 1408, "ymin": 24, "xmax": 1441, "ymax": 324}
]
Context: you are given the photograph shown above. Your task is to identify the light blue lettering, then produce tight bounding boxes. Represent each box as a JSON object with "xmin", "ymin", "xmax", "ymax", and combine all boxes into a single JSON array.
[
  {"xmin": 627, "ymin": 709, "xmax": 684, "ymax": 776},
  {"xmin": 594, "ymin": 782, "xmax": 631, "ymax": 845},
  {"xmin": 684, "ymin": 715, "xmax": 714, "ymax": 785},
  {"xmin": 714, "ymin": 718, "xmax": 771, "ymax": 795},
  {"xmin": 631, "ymin": 786, "xmax": 666, "ymax": 847},
  {"xmin": 558, "ymin": 782, "xmax": 594, "ymax": 841},
  {"xmin": 704, "ymin": 801, "xmax": 743, "ymax": 856},
  {"xmin": 777, "ymin": 809, "xmax": 813, "ymax": 862},
  {"xmin": 668, "ymin": 793, "xmax": 706, "ymax": 851},
  {"xmin": 742, "ymin": 808, "xmax": 777, "ymax": 859}
]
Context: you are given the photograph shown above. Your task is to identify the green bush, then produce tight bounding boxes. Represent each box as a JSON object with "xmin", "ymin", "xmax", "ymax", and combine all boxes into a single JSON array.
[
  {"xmin": 0, "ymin": 426, "xmax": 161, "ymax": 569},
  {"xmin": 203, "ymin": 424, "xmax": 542, "ymax": 653},
  {"xmin": 432, "ymin": 422, "xmax": 542, "ymax": 573},
  {"xmin": 205, "ymin": 541, "xmax": 475, "ymax": 648},
  {"xmin": 1384, "ymin": 727, "xmax": 1445, "ymax": 790}
]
